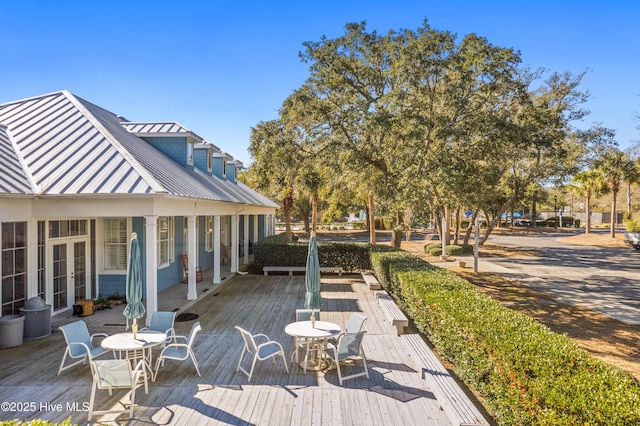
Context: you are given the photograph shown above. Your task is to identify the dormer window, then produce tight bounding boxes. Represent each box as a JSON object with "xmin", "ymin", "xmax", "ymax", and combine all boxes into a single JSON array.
[
  {"xmin": 187, "ymin": 141, "xmax": 194, "ymax": 166},
  {"xmin": 222, "ymin": 159, "xmax": 227, "ymax": 177},
  {"xmin": 207, "ymin": 149, "xmax": 212, "ymax": 173}
]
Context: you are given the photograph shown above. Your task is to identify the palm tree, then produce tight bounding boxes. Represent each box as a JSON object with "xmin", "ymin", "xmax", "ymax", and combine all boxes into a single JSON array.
[
  {"xmin": 595, "ymin": 149, "xmax": 639, "ymax": 238},
  {"xmin": 570, "ymin": 171, "xmax": 606, "ymax": 234}
]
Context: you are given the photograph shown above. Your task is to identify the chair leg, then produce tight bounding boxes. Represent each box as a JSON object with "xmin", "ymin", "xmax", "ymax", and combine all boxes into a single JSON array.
[
  {"xmin": 248, "ymin": 356, "xmax": 258, "ymax": 382},
  {"xmin": 190, "ymin": 350, "xmax": 201, "ymax": 376},
  {"xmin": 281, "ymin": 352, "xmax": 289, "ymax": 374},
  {"xmin": 88, "ymin": 379, "xmax": 97, "ymax": 421}
]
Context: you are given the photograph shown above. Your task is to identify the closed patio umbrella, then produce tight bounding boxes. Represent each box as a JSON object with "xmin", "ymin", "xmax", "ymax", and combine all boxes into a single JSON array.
[
  {"xmin": 123, "ymin": 233, "xmax": 146, "ymax": 332},
  {"xmin": 304, "ymin": 232, "xmax": 322, "ymax": 309}
]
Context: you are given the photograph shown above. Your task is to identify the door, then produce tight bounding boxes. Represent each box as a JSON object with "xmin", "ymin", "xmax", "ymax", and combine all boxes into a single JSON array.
[{"xmin": 50, "ymin": 239, "xmax": 89, "ymax": 312}]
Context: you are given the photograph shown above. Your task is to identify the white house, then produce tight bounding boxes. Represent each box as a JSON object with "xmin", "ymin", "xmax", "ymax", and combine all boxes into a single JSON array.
[{"xmin": 0, "ymin": 90, "xmax": 277, "ymax": 319}]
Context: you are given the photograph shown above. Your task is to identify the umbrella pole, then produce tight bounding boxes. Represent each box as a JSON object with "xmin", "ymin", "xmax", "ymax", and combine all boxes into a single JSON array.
[{"xmin": 132, "ymin": 318, "xmax": 138, "ymax": 339}]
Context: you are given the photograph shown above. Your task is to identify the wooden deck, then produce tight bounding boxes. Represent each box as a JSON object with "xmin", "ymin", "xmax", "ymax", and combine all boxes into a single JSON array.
[{"xmin": 0, "ymin": 272, "xmax": 480, "ymax": 425}]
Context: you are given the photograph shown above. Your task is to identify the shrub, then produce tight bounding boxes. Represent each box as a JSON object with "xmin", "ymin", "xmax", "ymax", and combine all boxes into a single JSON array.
[
  {"xmin": 254, "ymin": 238, "xmax": 395, "ymax": 272},
  {"xmin": 372, "ymin": 251, "xmax": 640, "ymax": 425},
  {"xmin": 445, "ymin": 245, "xmax": 463, "ymax": 255},
  {"xmin": 625, "ymin": 216, "xmax": 640, "ymax": 232},
  {"xmin": 424, "ymin": 243, "xmax": 441, "ymax": 253}
]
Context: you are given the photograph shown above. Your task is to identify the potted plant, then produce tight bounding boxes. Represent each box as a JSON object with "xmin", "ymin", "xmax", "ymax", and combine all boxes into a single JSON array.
[{"xmin": 624, "ymin": 214, "xmax": 640, "ymax": 250}]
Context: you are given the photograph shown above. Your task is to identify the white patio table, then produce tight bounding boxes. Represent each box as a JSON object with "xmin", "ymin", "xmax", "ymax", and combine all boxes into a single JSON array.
[
  {"xmin": 101, "ymin": 330, "xmax": 166, "ymax": 381},
  {"xmin": 285, "ymin": 320, "xmax": 341, "ymax": 372}
]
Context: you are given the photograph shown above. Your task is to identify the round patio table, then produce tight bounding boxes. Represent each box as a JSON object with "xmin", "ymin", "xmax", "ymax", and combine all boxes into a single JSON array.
[
  {"xmin": 285, "ymin": 320, "xmax": 341, "ymax": 372},
  {"xmin": 101, "ymin": 330, "xmax": 166, "ymax": 380}
]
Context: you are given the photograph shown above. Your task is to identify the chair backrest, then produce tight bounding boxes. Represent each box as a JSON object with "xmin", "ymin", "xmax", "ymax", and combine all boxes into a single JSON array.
[
  {"xmin": 91, "ymin": 359, "xmax": 133, "ymax": 389},
  {"xmin": 336, "ymin": 331, "xmax": 366, "ymax": 360},
  {"xmin": 345, "ymin": 313, "xmax": 367, "ymax": 334},
  {"xmin": 59, "ymin": 320, "xmax": 92, "ymax": 357},
  {"xmin": 186, "ymin": 322, "xmax": 201, "ymax": 348},
  {"xmin": 149, "ymin": 311, "xmax": 176, "ymax": 334},
  {"xmin": 180, "ymin": 253, "xmax": 189, "ymax": 270},
  {"xmin": 296, "ymin": 309, "xmax": 320, "ymax": 322},
  {"xmin": 235, "ymin": 326, "xmax": 258, "ymax": 354}
]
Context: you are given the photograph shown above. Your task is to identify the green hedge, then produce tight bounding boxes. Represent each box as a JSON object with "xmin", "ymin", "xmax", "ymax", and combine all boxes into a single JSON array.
[
  {"xmin": 254, "ymin": 236, "xmax": 396, "ymax": 272},
  {"xmin": 371, "ymin": 251, "xmax": 640, "ymax": 425},
  {"xmin": 424, "ymin": 244, "xmax": 473, "ymax": 256}
]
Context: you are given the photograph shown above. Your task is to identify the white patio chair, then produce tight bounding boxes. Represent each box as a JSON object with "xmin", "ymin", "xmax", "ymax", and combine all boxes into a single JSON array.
[
  {"xmin": 154, "ymin": 322, "xmax": 202, "ymax": 381},
  {"xmin": 291, "ymin": 309, "xmax": 321, "ymax": 364},
  {"xmin": 324, "ymin": 331, "xmax": 369, "ymax": 385},
  {"xmin": 142, "ymin": 311, "xmax": 176, "ymax": 345},
  {"xmin": 88, "ymin": 359, "xmax": 148, "ymax": 421},
  {"xmin": 235, "ymin": 325, "xmax": 289, "ymax": 382},
  {"xmin": 327, "ymin": 312, "xmax": 367, "ymax": 346},
  {"xmin": 58, "ymin": 320, "xmax": 109, "ymax": 375}
]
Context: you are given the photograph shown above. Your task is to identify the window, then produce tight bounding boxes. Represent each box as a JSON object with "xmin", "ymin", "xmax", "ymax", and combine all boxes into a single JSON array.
[
  {"xmin": 207, "ymin": 151, "xmax": 212, "ymax": 172},
  {"xmin": 104, "ymin": 218, "xmax": 127, "ymax": 271},
  {"xmin": 2, "ymin": 222, "xmax": 27, "ymax": 316},
  {"xmin": 222, "ymin": 159, "xmax": 226, "ymax": 177},
  {"xmin": 187, "ymin": 141, "xmax": 194, "ymax": 166},
  {"xmin": 158, "ymin": 217, "xmax": 174, "ymax": 267},
  {"xmin": 49, "ymin": 220, "xmax": 87, "ymax": 238},
  {"xmin": 205, "ymin": 216, "xmax": 214, "ymax": 251}
]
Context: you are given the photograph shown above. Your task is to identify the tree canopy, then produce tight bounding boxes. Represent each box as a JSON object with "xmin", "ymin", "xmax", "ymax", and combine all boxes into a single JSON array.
[{"xmin": 244, "ymin": 20, "xmax": 617, "ymax": 243}]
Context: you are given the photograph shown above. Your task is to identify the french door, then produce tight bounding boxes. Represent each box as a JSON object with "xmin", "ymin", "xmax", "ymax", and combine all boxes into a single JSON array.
[{"xmin": 50, "ymin": 239, "xmax": 89, "ymax": 312}]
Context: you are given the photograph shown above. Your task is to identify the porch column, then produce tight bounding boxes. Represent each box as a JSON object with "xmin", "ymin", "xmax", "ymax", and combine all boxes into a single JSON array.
[
  {"xmin": 270, "ymin": 214, "xmax": 275, "ymax": 236},
  {"xmin": 213, "ymin": 215, "xmax": 221, "ymax": 284},
  {"xmin": 187, "ymin": 215, "xmax": 197, "ymax": 300},
  {"xmin": 243, "ymin": 215, "xmax": 250, "ymax": 265},
  {"xmin": 253, "ymin": 215, "xmax": 259, "ymax": 243},
  {"xmin": 231, "ymin": 214, "xmax": 238, "ymax": 273},
  {"xmin": 144, "ymin": 216, "xmax": 158, "ymax": 326}
]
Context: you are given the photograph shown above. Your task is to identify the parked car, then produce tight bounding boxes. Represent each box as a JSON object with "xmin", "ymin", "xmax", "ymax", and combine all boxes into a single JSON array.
[{"xmin": 624, "ymin": 232, "xmax": 640, "ymax": 250}]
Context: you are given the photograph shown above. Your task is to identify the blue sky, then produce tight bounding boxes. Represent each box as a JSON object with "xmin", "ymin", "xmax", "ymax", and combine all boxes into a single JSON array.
[{"xmin": 1, "ymin": 1, "xmax": 638, "ymax": 165}]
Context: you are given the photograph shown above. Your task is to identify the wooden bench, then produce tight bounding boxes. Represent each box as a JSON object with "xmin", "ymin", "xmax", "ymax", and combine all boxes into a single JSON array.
[
  {"xmin": 361, "ymin": 271, "xmax": 381, "ymax": 290},
  {"xmin": 401, "ymin": 334, "xmax": 489, "ymax": 426},
  {"xmin": 373, "ymin": 290, "xmax": 409, "ymax": 335},
  {"xmin": 263, "ymin": 266, "xmax": 343, "ymax": 276}
]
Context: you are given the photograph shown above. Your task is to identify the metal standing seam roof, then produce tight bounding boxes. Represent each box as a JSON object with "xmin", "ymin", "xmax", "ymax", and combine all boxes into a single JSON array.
[
  {"xmin": 0, "ymin": 90, "xmax": 277, "ymax": 207},
  {"xmin": 0, "ymin": 125, "xmax": 34, "ymax": 194}
]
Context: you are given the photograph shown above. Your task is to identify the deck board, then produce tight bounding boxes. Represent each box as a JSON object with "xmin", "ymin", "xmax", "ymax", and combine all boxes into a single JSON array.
[{"xmin": 0, "ymin": 272, "xmax": 484, "ymax": 425}]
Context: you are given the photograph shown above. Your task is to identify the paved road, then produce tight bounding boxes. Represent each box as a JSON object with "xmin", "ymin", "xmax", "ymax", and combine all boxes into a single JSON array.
[{"xmin": 464, "ymin": 230, "xmax": 640, "ymax": 325}]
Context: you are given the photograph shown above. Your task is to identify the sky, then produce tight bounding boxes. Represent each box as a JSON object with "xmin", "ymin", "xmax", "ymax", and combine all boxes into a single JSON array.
[{"xmin": 1, "ymin": 1, "xmax": 639, "ymax": 165}]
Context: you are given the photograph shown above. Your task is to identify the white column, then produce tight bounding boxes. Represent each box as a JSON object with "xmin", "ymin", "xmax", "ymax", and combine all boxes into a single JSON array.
[
  {"xmin": 144, "ymin": 216, "xmax": 158, "ymax": 326},
  {"xmin": 26, "ymin": 219, "xmax": 38, "ymax": 298},
  {"xmin": 231, "ymin": 214, "xmax": 238, "ymax": 273},
  {"xmin": 213, "ymin": 215, "xmax": 221, "ymax": 284},
  {"xmin": 187, "ymin": 215, "xmax": 197, "ymax": 300},
  {"xmin": 243, "ymin": 215, "xmax": 250, "ymax": 265},
  {"xmin": 272, "ymin": 214, "xmax": 276, "ymax": 235},
  {"xmin": 253, "ymin": 215, "xmax": 259, "ymax": 243}
]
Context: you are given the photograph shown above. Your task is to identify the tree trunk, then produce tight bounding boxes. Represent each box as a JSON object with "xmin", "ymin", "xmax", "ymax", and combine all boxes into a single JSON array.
[
  {"xmin": 283, "ymin": 191, "xmax": 294, "ymax": 243},
  {"xmin": 391, "ymin": 229, "xmax": 403, "ymax": 248},
  {"xmin": 611, "ymin": 191, "xmax": 617, "ymax": 238},
  {"xmin": 403, "ymin": 207, "xmax": 413, "ymax": 243},
  {"xmin": 444, "ymin": 208, "xmax": 451, "ymax": 246},
  {"xmin": 463, "ymin": 211, "xmax": 477, "ymax": 245},
  {"xmin": 585, "ymin": 193, "xmax": 591, "ymax": 234},
  {"xmin": 531, "ymin": 196, "xmax": 537, "ymax": 228},
  {"xmin": 311, "ymin": 193, "xmax": 318, "ymax": 234},
  {"xmin": 368, "ymin": 191, "xmax": 376, "ymax": 244}
]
